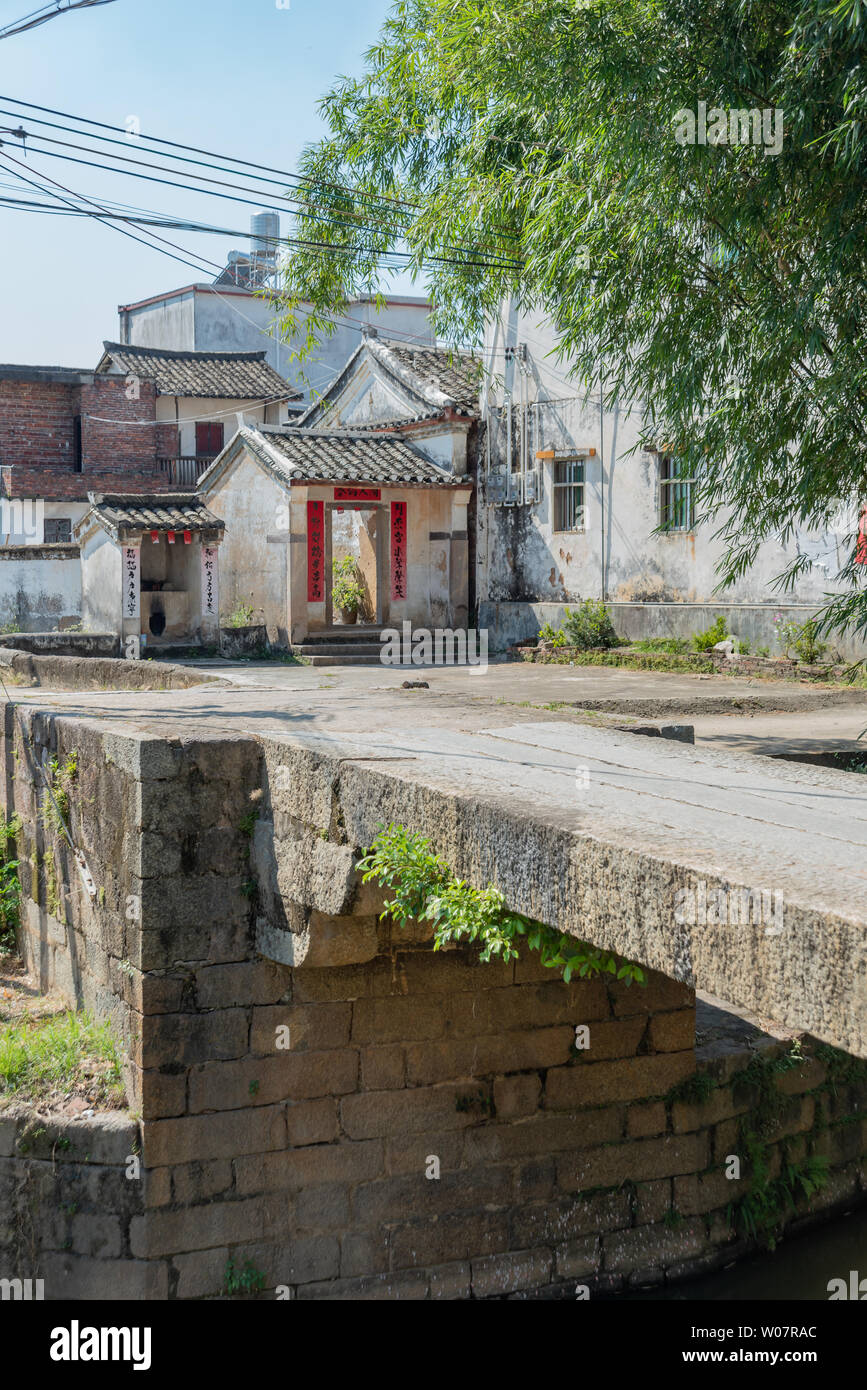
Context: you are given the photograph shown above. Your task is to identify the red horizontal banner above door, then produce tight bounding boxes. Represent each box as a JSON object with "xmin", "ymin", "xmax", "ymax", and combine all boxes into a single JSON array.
[{"xmin": 334, "ymin": 487, "xmax": 381, "ymax": 502}]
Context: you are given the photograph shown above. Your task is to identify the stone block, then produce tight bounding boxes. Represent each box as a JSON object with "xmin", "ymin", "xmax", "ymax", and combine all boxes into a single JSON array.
[
  {"xmin": 142, "ymin": 1105, "xmax": 286, "ymax": 1167},
  {"xmin": 353, "ymin": 1165, "xmax": 513, "ymax": 1227},
  {"xmin": 130, "ymin": 1196, "xmax": 266, "ymax": 1259},
  {"xmin": 297, "ymin": 1269, "xmax": 429, "ymax": 1300},
  {"xmin": 171, "ymin": 1159, "xmax": 234, "ymax": 1206},
  {"xmin": 558, "ymin": 1132, "xmax": 709, "ymax": 1192},
  {"xmin": 602, "ymin": 1218, "xmax": 707, "ymax": 1272},
  {"xmin": 187, "ymin": 1050, "xmax": 358, "ymax": 1113},
  {"xmin": 429, "ymin": 1260, "xmax": 472, "ymax": 1299},
  {"xmin": 172, "ymin": 1245, "xmax": 230, "ymax": 1299},
  {"xmin": 39, "ymin": 1252, "xmax": 169, "ymax": 1300},
  {"xmin": 493, "ymin": 1073, "xmax": 541, "ymax": 1120},
  {"xmin": 627, "ymin": 1101, "xmax": 668, "ymax": 1138},
  {"xmin": 545, "ymin": 1052, "xmax": 695, "ymax": 1109},
  {"xmin": 384, "ymin": 1130, "xmax": 465, "ymax": 1177},
  {"xmin": 648, "ymin": 1010, "xmax": 696, "ymax": 1053},
  {"xmin": 340, "ymin": 1084, "xmax": 488, "ymax": 1139},
  {"xmin": 285, "ymin": 1098, "xmax": 339, "ymax": 1147},
  {"xmin": 139, "ymin": 1008, "xmax": 249, "ymax": 1068},
  {"xmin": 234, "ymin": 1140, "xmax": 384, "ymax": 1195},
  {"xmin": 510, "ymin": 1190, "xmax": 632, "ymax": 1247},
  {"xmin": 555, "ymin": 1237, "xmax": 601, "ymax": 1279},
  {"xmin": 340, "ymin": 1231, "xmax": 390, "ymax": 1278},
  {"xmin": 351, "ymin": 995, "xmax": 445, "ymax": 1044},
  {"xmin": 635, "ymin": 1178, "xmax": 672, "ymax": 1224},
  {"xmin": 360, "ymin": 1045, "xmax": 406, "ymax": 1091},
  {"xmin": 389, "ymin": 1210, "xmax": 511, "ymax": 1270},
  {"xmin": 295, "ymin": 1183, "xmax": 350, "ymax": 1232},
  {"xmin": 270, "ymin": 1235, "xmax": 341, "ymax": 1285},
  {"xmin": 609, "ymin": 973, "xmax": 695, "ymax": 1016},
  {"xmin": 70, "ymin": 1213, "xmax": 123, "ymax": 1259},
  {"xmin": 250, "ymin": 1002, "xmax": 352, "ymax": 1054},
  {"xmin": 463, "ymin": 1109, "xmax": 624, "ymax": 1165},
  {"xmin": 195, "ymin": 959, "xmax": 290, "ymax": 1010},
  {"xmin": 471, "ymin": 1247, "xmax": 553, "ymax": 1298},
  {"xmin": 405, "ymin": 1028, "xmax": 573, "ymax": 1084}
]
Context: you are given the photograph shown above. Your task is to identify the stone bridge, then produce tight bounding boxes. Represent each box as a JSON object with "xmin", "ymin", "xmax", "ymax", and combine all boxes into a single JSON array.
[{"xmin": 2, "ymin": 694, "xmax": 864, "ymax": 1299}]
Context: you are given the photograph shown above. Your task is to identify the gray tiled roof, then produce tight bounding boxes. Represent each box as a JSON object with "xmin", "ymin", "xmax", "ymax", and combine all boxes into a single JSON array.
[
  {"xmin": 381, "ymin": 343, "xmax": 482, "ymax": 414},
  {"xmin": 240, "ymin": 427, "xmax": 467, "ymax": 486},
  {"xmin": 77, "ymin": 492, "xmax": 224, "ymax": 539},
  {"xmin": 295, "ymin": 336, "xmax": 482, "ymax": 427},
  {"xmin": 99, "ymin": 342, "xmax": 300, "ymax": 400}
]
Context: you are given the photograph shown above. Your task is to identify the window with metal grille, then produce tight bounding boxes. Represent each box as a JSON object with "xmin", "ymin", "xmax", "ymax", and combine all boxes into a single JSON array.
[
  {"xmin": 44, "ymin": 518, "xmax": 72, "ymax": 543},
  {"xmin": 553, "ymin": 457, "xmax": 586, "ymax": 531},
  {"xmin": 659, "ymin": 455, "xmax": 695, "ymax": 531}
]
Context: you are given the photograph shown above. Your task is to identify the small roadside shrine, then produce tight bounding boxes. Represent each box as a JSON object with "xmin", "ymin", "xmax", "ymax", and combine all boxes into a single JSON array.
[
  {"xmin": 74, "ymin": 492, "xmax": 225, "ymax": 657},
  {"xmin": 198, "ymin": 426, "xmax": 473, "ymax": 647}
]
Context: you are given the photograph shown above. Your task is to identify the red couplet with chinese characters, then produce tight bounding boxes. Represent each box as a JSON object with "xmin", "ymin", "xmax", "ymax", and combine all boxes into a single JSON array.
[
  {"xmin": 307, "ymin": 500, "xmax": 325, "ymax": 601},
  {"xmin": 391, "ymin": 500, "xmax": 407, "ymax": 601},
  {"xmin": 857, "ymin": 506, "xmax": 867, "ymax": 565}
]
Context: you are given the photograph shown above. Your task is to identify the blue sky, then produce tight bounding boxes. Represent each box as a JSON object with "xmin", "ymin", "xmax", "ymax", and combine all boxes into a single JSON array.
[{"xmin": 0, "ymin": 0, "xmax": 403, "ymax": 365}]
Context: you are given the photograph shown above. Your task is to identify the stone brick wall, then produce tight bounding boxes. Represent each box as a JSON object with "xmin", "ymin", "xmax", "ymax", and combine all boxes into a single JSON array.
[
  {"xmin": 2, "ymin": 710, "xmax": 866, "ymax": 1299},
  {"xmin": 0, "ymin": 1104, "xmax": 163, "ymax": 1299}
]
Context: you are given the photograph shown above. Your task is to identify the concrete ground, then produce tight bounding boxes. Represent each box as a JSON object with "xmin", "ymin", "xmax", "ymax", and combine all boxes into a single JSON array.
[{"xmin": 7, "ymin": 657, "xmax": 865, "ymax": 760}]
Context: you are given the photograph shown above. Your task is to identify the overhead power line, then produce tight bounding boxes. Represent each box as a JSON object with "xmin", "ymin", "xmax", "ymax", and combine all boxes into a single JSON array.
[
  {"xmin": 0, "ymin": 1, "xmax": 118, "ymax": 42},
  {"xmin": 0, "ymin": 121, "xmax": 520, "ymax": 266},
  {"xmin": 0, "ymin": 149, "xmax": 222, "ymax": 276},
  {"xmin": 0, "ymin": 91, "xmax": 522, "ymax": 254},
  {"xmin": 0, "ymin": 91, "xmax": 418, "ymax": 212},
  {"xmin": 0, "ymin": 142, "xmax": 522, "ymax": 272}
]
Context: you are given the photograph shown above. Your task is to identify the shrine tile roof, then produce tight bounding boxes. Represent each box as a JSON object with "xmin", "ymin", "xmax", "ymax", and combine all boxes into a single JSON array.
[
  {"xmin": 377, "ymin": 341, "xmax": 482, "ymax": 414},
  {"xmin": 76, "ymin": 492, "xmax": 225, "ymax": 540},
  {"xmin": 295, "ymin": 336, "xmax": 482, "ymax": 427},
  {"xmin": 225, "ymin": 426, "xmax": 469, "ymax": 486},
  {"xmin": 97, "ymin": 342, "xmax": 301, "ymax": 400}
]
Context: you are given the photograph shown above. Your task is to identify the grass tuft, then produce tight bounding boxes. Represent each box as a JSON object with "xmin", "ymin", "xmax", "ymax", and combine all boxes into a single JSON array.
[{"xmin": 0, "ymin": 1010, "xmax": 125, "ymax": 1108}]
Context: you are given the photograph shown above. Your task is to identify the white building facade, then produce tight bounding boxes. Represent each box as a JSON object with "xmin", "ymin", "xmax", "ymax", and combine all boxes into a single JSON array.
[
  {"xmin": 476, "ymin": 303, "xmax": 866, "ymax": 658},
  {"xmin": 117, "ymin": 285, "xmax": 435, "ymax": 410}
]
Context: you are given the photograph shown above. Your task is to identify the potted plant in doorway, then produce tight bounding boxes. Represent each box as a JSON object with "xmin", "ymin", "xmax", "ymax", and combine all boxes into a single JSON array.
[{"xmin": 332, "ymin": 556, "xmax": 366, "ymax": 624}]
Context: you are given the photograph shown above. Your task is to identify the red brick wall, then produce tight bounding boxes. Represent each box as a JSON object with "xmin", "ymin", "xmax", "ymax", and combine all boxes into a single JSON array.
[{"xmin": 0, "ymin": 376, "xmax": 176, "ymax": 499}]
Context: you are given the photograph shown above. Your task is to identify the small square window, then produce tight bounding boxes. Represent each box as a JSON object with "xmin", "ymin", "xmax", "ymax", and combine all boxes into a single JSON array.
[
  {"xmin": 44, "ymin": 518, "xmax": 72, "ymax": 543},
  {"xmin": 553, "ymin": 457, "xmax": 587, "ymax": 532},
  {"xmin": 659, "ymin": 455, "xmax": 695, "ymax": 531}
]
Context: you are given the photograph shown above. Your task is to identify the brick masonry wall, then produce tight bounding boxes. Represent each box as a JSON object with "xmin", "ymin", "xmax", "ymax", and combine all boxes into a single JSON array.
[
  {"xmin": 2, "ymin": 711, "xmax": 866, "ymax": 1300},
  {"xmin": 0, "ymin": 376, "xmax": 177, "ymax": 500}
]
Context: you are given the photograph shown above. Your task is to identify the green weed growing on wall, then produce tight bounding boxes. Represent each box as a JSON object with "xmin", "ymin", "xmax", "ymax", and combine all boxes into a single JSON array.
[
  {"xmin": 358, "ymin": 824, "xmax": 646, "ymax": 985},
  {"xmin": 41, "ymin": 752, "xmax": 78, "ymax": 835},
  {"xmin": 0, "ymin": 810, "xmax": 22, "ymax": 954}
]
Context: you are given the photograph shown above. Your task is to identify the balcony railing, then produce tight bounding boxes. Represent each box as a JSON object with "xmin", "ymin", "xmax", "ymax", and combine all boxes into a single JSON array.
[{"xmin": 157, "ymin": 456, "xmax": 214, "ymax": 487}]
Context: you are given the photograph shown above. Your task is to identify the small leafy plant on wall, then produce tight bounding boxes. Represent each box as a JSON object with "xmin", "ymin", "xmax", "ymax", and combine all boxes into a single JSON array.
[
  {"xmin": 0, "ymin": 810, "xmax": 22, "ymax": 955},
  {"xmin": 358, "ymin": 823, "xmax": 645, "ymax": 985},
  {"xmin": 226, "ymin": 602, "xmax": 255, "ymax": 629},
  {"xmin": 41, "ymin": 752, "xmax": 78, "ymax": 835}
]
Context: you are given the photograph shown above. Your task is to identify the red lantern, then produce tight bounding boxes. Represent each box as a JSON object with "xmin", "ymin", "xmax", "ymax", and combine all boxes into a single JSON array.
[
  {"xmin": 150, "ymin": 530, "xmax": 159, "ymax": 544},
  {"xmin": 167, "ymin": 530, "xmax": 176, "ymax": 545},
  {"xmin": 183, "ymin": 529, "xmax": 192, "ymax": 544}
]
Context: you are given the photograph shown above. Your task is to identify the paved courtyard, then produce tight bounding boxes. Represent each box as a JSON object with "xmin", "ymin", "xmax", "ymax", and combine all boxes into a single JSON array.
[{"xmin": 7, "ymin": 656, "xmax": 866, "ymax": 760}]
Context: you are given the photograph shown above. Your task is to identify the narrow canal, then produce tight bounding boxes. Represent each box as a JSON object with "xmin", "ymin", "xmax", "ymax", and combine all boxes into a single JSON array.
[{"xmin": 619, "ymin": 1202, "xmax": 867, "ymax": 1300}]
